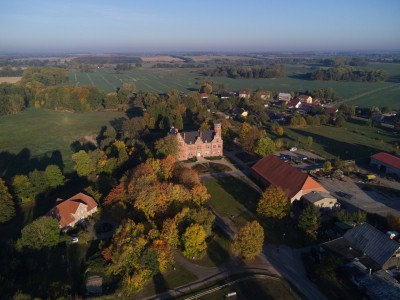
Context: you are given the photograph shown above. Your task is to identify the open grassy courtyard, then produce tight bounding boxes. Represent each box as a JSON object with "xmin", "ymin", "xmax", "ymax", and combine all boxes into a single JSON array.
[{"xmin": 0, "ymin": 108, "xmax": 126, "ymax": 178}]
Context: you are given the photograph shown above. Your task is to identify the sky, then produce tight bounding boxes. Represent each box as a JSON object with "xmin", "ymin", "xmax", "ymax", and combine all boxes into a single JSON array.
[{"xmin": 1, "ymin": 0, "xmax": 399, "ymax": 53}]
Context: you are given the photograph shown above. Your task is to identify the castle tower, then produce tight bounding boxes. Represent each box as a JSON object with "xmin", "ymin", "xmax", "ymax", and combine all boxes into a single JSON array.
[{"xmin": 214, "ymin": 123, "xmax": 221, "ymax": 136}]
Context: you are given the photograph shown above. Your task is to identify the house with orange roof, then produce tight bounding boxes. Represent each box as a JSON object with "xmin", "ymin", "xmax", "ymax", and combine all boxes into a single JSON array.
[
  {"xmin": 48, "ymin": 193, "xmax": 98, "ymax": 229},
  {"xmin": 252, "ymin": 155, "xmax": 329, "ymax": 202}
]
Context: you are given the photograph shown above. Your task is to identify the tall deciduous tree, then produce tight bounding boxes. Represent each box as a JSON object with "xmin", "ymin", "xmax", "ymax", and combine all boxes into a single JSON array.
[
  {"xmin": 298, "ymin": 204, "xmax": 320, "ymax": 239},
  {"xmin": 12, "ymin": 175, "xmax": 32, "ymax": 203},
  {"xmin": 257, "ymin": 186, "xmax": 290, "ymax": 220},
  {"xmin": 72, "ymin": 150, "xmax": 96, "ymax": 177},
  {"xmin": 254, "ymin": 137, "xmax": 276, "ymax": 157},
  {"xmin": 231, "ymin": 221, "xmax": 264, "ymax": 260},
  {"xmin": 45, "ymin": 165, "xmax": 65, "ymax": 188},
  {"xmin": 0, "ymin": 178, "xmax": 15, "ymax": 223},
  {"xmin": 17, "ymin": 217, "xmax": 60, "ymax": 250},
  {"xmin": 154, "ymin": 135, "xmax": 179, "ymax": 158},
  {"xmin": 182, "ymin": 223, "xmax": 207, "ymax": 258}
]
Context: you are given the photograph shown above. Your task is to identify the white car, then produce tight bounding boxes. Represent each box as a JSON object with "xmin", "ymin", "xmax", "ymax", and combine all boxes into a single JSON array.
[
  {"xmin": 289, "ymin": 147, "xmax": 297, "ymax": 152},
  {"xmin": 71, "ymin": 236, "xmax": 79, "ymax": 244}
]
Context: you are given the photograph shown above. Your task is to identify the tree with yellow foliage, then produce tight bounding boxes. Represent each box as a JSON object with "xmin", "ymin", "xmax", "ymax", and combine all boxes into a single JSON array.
[{"xmin": 231, "ymin": 221, "xmax": 264, "ymax": 260}]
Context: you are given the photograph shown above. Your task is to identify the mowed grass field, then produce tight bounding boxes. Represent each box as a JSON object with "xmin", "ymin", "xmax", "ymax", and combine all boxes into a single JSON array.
[
  {"xmin": 0, "ymin": 108, "xmax": 126, "ymax": 176},
  {"xmin": 69, "ymin": 62, "xmax": 400, "ymax": 108}
]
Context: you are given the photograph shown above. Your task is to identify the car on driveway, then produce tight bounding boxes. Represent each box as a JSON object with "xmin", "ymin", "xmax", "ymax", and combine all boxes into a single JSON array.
[
  {"xmin": 71, "ymin": 236, "xmax": 79, "ymax": 244},
  {"xmin": 289, "ymin": 147, "xmax": 297, "ymax": 152}
]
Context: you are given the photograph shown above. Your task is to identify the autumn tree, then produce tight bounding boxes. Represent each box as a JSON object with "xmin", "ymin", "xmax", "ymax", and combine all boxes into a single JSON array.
[
  {"xmin": 257, "ymin": 186, "xmax": 290, "ymax": 220},
  {"xmin": 190, "ymin": 184, "xmax": 210, "ymax": 206},
  {"xmin": 0, "ymin": 178, "xmax": 15, "ymax": 223},
  {"xmin": 298, "ymin": 204, "xmax": 320, "ymax": 239},
  {"xmin": 241, "ymin": 126, "xmax": 265, "ymax": 152},
  {"xmin": 17, "ymin": 217, "xmax": 60, "ymax": 250},
  {"xmin": 231, "ymin": 221, "xmax": 264, "ymax": 260},
  {"xmin": 254, "ymin": 137, "xmax": 276, "ymax": 157},
  {"xmin": 182, "ymin": 223, "xmax": 207, "ymax": 258},
  {"xmin": 173, "ymin": 165, "xmax": 200, "ymax": 188},
  {"xmin": 275, "ymin": 126, "xmax": 284, "ymax": 136}
]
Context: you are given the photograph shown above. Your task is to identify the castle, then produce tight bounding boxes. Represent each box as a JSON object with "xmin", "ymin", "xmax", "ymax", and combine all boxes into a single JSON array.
[{"xmin": 170, "ymin": 123, "xmax": 223, "ymax": 161}]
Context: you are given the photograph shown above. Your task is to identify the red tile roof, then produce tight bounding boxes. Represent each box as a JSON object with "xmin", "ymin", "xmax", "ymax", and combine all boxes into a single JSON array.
[
  {"xmin": 371, "ymin": 152, "xmax": 400, "ymax": 170},
  {"xmin": 288, "ymin": 99, "xmax": 301, "ymax": 107},
  {"xmin": 252, "ymin": 155, "xmax": 328, "ymax": 200},
  {"xmin": 48, "ymin": 193, "xmax": 97, "ymax": 228}
]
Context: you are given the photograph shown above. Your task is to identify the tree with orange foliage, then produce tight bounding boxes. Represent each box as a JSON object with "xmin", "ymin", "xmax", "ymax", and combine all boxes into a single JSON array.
[{"xmin": 190, "ymin": 184, "xmax": 210, "ymax": 206}]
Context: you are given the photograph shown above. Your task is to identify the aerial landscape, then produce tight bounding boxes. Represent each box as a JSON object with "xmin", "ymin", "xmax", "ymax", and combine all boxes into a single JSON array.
[{"xmin": 1, "ymin": 0, "xmax": 400, "ymax": 299}]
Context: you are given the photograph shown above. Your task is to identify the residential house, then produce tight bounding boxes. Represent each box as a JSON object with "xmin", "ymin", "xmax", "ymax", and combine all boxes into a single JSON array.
[
  {"xmin": 230, "ymin": 107, "xmax": 248, "ymax": 118},
  {"xmin": 200, "ymin": 93, "xmax": 208, "ymax": 100},
  {"xmin": 48, "ymin": 193, "xmax": 98, "ymax": 229},
  {"xmin": 239, "ymin": 90, "xmax": 251, "ymax": 99},
  {"xmin": 170, "ymin": 123, "xmax": 223, "ymax": 161},
  {"xmin": 324, "ymin": 106, "xmax": 338, "ymax": 115},
  {"xmin": 302, "ymin": 191, "xmax": 340, "ymax": 210},
  {"xmin": 298, "ymin": 95, "xmax": 313, "ymax": 104},
  {"xmin": 278, "ymin": 92, "xmax": 291, "ymax": 102},
  {"xmin": 251, "ymin": 155, "xmax": 329, "ymax": 202},
  {"xmin": 219, "ymin": 92, "xmax": 232, "ymax": 100},
  {"xmin": 287, "ymin": 99, "xmax": 302, "ymax": 109},
  {"xmin": 323, "ymin": 223, "xmax": 400, "ymax": 271},
  {"xmin": 370, "ymin": 152, "xmax": 400, "ymax": 178}
]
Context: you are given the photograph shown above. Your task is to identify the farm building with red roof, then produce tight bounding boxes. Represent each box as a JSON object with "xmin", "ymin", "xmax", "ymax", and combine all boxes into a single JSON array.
[
  {"xmin": 252, "ymin": 155, "xmax": 329, "ymax": 202},
  {"xmin": 48, "ymin": 193, "xmax": 98, "ymax": 229},
  {"xmin": 370, "ymin": 152, "xmax": 400, "ymax": 178}
]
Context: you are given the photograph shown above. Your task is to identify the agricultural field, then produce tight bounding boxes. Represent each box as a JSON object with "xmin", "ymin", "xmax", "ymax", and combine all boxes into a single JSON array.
[
  {"xmin": 284, "ymin": 119, "xmax": 399, "ymax": 160},
  {"xmin": 69, "ymin": 62, "xmax": 400, "ymax": 108},
  {"xmin": 0, "ymin": 108, "xmax": 126, "ymax": 178},
  {"xmin": 0, "ymin": 76, "xmax": 22, "ymax": 83}
]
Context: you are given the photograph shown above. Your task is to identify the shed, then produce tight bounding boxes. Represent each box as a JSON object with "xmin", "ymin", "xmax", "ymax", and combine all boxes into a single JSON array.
[{"xmin": 302, "ymin": 191, "xmax": 339, "ymax": 209}]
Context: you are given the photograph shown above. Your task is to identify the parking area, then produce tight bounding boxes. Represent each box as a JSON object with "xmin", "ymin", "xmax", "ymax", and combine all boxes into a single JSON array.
[
  {"xmin": 276, "ymin": 149, "xmax": 325, "ymax": 170},
  {"xmin": 317, "ymin": 175, "xmax": 400, "ymax": 217}
]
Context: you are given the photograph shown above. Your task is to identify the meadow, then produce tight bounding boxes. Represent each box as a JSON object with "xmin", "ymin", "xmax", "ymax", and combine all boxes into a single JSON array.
[
  {"xmin": 0, "ymin": 108, "xmax": 126, "ymax": 177},
  {"xmin": 68, "ymin": 62, "xmax": 400, "ymax": 108},
  {"xmin": 284, "ymin": 119, "xmax": 399, "ymax": 160}
]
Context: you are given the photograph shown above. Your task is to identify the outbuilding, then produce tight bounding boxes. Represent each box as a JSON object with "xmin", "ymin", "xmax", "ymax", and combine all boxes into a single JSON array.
[
  {"xmin": 370, "ymin": 152, "xmax": 400, "ymax": 178},
  {"xmin": 302, "ymin": 191, "xmax": 340, "ymax": 210}
]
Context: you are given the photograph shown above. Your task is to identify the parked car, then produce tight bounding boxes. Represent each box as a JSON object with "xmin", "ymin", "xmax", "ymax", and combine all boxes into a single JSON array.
[
  {"xmin": 71, "ymin": 236, "xmax": 79, "ymax": 244},
  {"xmin": 289, "ymin": 147, "xmax": 297, "ymax": 152}
]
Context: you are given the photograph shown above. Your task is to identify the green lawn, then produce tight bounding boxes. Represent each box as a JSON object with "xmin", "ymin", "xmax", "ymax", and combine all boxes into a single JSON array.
[
  {"xmin": 196, "ymin": 228, "xmax": 231, "ymax": 267},
  {"xmin": 204, "ymin": 176, "xmax": 260, "ymax": 228},
  {"xmin": 133, "ymin": 262, "xmax": 198, "ymax": 299},
  {"xmin": 284, "ymin": 121, "xmax": 398, "ymax": 160},
  {"xmin": 0, "ymin": 108, "xmax": 126, "ymax": 177}
]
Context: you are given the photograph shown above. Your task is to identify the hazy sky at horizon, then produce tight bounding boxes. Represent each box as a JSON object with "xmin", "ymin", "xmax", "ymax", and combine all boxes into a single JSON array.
[{"xmin": 1, "ymin": 0, "xmax": 399, "ymax": 53}]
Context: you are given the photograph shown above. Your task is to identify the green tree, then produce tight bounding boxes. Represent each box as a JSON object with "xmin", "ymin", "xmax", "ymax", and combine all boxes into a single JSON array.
[
  {"xmin": 231, "ymin": 221, "xmax": 264, "ymax": 260},
  {"xmin": 298, "ymin": 205, "xmax": 320, "ymax": 239},
  {"xmin": 254, "ymin": 137, "xmax": 276, "ymax": 157},
  {"xmin": 0, "ymin": 178, "xmax": 15, "ymax": 223},
  {"xmin": 307, "ymin": 136, "xmax": 313, "ymax": 147},
  {"xmin": 72, "ymin": 150, "xmax": 96, "ymax": 177},
  {"xmin": 17, "ymin": 217, "xmax": 60, "ymax": 250},
  {"xmin": 182, "ymin": 223, "xmax": 207, "ymax": 258},
  {"xmin": 12, "ymin": 175, "xmax": 32, "ymax": 203},
  {"xmin": 323, "ymin": 161, "xmax": 332, "ymax": 172},
  {"xmin": 154, "ymin": 135, "xmax": 179, "ymax": 158},
  {"xmin": 334, "ymin": 115, "xmax": 346, "ymax": 127},
  {"xmin": 45, "ymin": 165, "xmax": 65, "ymax": 189},
  {"xmin": 257, "ymin": 186, "xmax": 290, "ymax": 220}
]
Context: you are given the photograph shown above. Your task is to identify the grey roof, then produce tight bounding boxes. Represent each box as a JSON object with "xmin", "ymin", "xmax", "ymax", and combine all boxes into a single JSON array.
[
  {"xmin": 179, "ymin": 130, "xmax": 215, "ymax": 144},
  {"xmin": 344, "ymin": 223, "xmax": 400, "ymax": 268},
  {"xmin": 302, "ymin": 191, "xmax": 336, "ymax": 204}
]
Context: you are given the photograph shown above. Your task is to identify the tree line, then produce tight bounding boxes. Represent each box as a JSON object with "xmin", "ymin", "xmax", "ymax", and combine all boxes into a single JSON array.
[
  {"xmin": 308, "ymin": 65, "xmax": 387, "ymax": 82},
  {"xmin": 202, "ymin": 65, "xmax": 285, "ymax": 79}
]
